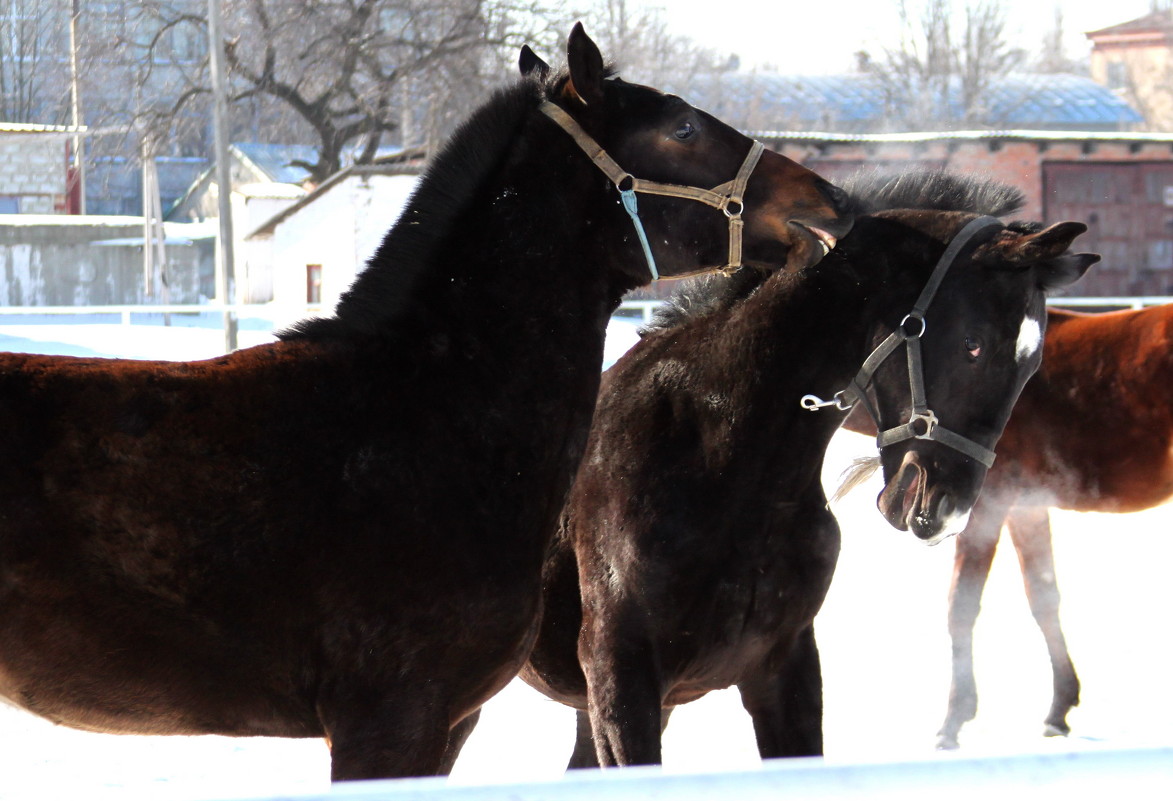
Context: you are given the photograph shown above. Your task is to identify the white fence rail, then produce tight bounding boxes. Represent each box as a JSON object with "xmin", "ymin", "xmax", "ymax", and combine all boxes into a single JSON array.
[
  {"xmin": 0, "ymin": 303, "xmax": 323, "ymax": 326},
  {"xmin": 229, "ymin": 747, "xmax": 1171, "ymax": 801},
  {"xmin": 0, "ymin": 296, "xmax": 1165, "ymax": 329}
]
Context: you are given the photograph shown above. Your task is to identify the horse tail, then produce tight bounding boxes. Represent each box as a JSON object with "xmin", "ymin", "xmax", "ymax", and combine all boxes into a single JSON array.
[{"xmin": 829, "ymin": 455, "xmax": 881, "ymax": 507}]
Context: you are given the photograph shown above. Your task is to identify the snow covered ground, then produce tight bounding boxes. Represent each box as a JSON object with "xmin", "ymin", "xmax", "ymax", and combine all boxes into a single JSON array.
[{"xmin": 0, "ymin": 316, "xmax": 1170, "ymax": 800}]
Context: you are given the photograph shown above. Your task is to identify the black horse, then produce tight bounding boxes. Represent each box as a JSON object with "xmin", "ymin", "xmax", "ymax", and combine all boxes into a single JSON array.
[
  {"xmin": 515, "ymin": 171, "xmax": 1098, "ymax": 767},
  {"xmin": 0, "ymin": 26, "xmax": 851, "ymax": 782}
]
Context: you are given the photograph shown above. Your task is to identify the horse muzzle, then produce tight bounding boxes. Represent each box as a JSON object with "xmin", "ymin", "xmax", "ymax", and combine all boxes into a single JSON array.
[{"xmin": 876, "ymin": 451, "xmax": 973, "ymax": 545}]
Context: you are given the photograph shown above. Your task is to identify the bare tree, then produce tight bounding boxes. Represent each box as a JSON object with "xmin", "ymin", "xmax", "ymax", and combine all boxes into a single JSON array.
[
  {"xmin": 0, "ymin": 0, "xmax": 71, "ymax": 123},
  {"xmin": 862, "ymin": 0, "xmax": 1025, "ymax": 130},
  {"xmin": 574, "ymin": 0, "xmax": 732, "ymax": 90},
  {"xmin": 1035, "ymin": 7, "xmax": 1082, "ymax": 74},
  {"xmin": 125, "ymin": 0, "xmax": 559, "ymax": 185}
]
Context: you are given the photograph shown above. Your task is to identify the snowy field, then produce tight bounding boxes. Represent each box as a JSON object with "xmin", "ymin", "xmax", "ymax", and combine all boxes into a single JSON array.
[{"xmin": 0, "ymin": 315, "xmax": 1170, "ymax": 800}]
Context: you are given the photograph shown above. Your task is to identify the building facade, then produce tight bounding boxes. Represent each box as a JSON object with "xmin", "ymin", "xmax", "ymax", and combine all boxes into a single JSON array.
[
  {"xmin": 770, "ymin": 131, "xmax": 1173, "ymax": 297},
  {"xmin": 1088, "ymin": 11, "xmax": 1173, "ymax": 132}
]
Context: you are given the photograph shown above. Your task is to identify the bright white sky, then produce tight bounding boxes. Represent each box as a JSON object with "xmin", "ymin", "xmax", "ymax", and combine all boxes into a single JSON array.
[{"xmin": 636, "ymin": 0, "xmax": 1157, "ymax": 73}]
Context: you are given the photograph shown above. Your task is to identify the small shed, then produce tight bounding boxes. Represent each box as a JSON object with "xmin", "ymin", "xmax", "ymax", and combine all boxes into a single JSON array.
[
  {"xmin": 0, "ymin": 123, "xmax": 85, "ymax": 214},
  {"xmin": 246, "ymin": 163, "xmax": 421, "ymax": 326}
]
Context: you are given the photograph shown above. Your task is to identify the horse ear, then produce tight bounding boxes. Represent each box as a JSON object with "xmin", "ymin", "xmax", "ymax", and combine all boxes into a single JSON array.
[
  {"xmin": 1037, "ymin": 251, "xmax": 1100, "ymax": 292},
  {"xmin": 1004, "ymin": 221, "xmax": 1089, "ymax": 263},
  {"xmin": 565, "ymin": 22, "xmax": 605, "ymax": 105},
  {"xmin": 519, "ymin": 45, "xmax": 550, "ymax": 80}
]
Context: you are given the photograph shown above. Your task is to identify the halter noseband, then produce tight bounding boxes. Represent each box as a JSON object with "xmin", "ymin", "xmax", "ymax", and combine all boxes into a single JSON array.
[
  {"xmin": 540, "ymin": 101, "xmax": 764, "ymax": 280},
  {"xmin": 800, "ymin": 215, "xmax": 1004, "ymax": 468}
]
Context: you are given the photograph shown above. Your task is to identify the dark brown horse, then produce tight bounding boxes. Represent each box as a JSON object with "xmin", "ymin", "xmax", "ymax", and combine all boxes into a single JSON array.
[
  {"xmin": 855, "ymin": 302, "xmax": 1172, "ymax": 750},
  {"xmin": 515, "ymin": 172, "xmax": 1097, "ymax": 767},
  {"xmin": 0, "ymin": 26, "xmax": 851, "ymax": 782}
]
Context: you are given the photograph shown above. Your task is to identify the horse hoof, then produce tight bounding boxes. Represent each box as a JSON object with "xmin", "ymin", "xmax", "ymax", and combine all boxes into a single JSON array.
[
  {"xmin": 935, "ymin": 734, "xmax": 960, "ymax": 751},
  {"xmin": 1043, "ymin": 723, "xmax": 1070, "ymax": 738}
]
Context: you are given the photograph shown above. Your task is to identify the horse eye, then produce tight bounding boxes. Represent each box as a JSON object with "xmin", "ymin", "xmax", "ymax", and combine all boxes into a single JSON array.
[
  {"xmin": 965, "ymin": 336, "xmax": 983, "ymax": 360},
  {"xmin": 674, "ymin": 120, "xmax": 696, "ymax": 140}
]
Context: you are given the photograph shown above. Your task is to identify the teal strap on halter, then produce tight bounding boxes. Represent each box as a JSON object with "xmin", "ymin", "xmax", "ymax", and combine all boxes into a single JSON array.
[
  {"xmin": 619, "ymin": 187, "xmax": 659, "ymax": 280},
  {"xmin": 538, "ymin": 101, "xmax": 763, "ymax": 282}
]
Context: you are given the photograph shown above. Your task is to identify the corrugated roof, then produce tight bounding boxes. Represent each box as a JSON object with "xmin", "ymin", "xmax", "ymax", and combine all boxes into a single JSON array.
[
  {"xmin": 755, "ymin": 129, "xmax": 1173, "ymax": 144},
  {"xmin": 678, "ymin": 72, "xmax": 1142, "ymax": 133},
  {"xmin": 0, "ymin": 122, "xmax": 85, "ymax": 134},
  {"xmin": 232, "ymin": 143, "xmax": 319, "ymax": 184},
  {"xmin": 232, "ymin": 142, "xmax": 410, "ymax": 185}
]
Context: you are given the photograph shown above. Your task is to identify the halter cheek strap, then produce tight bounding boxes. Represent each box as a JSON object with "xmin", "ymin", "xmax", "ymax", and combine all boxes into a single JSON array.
[
  {"xmin": 540, "ymin": 101, "xmax": 764, "ymax": 280},
  {"xmin": 800, "ymin": 215, "xmax": 1004, "ymax": 468}
]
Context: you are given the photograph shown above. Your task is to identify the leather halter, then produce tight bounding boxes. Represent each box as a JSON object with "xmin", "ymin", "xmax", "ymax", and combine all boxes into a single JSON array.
[
  {"xmin": 800, "ymin": 215, "xmax": 1004, "ymax": 468},
  {"xmin": 540, "ymin": 101, "xmax": 764, "ymax": 280}
]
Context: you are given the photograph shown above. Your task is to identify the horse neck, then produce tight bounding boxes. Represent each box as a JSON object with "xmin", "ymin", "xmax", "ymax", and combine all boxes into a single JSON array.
[
  {"xmin": 729, "ymin": 260, "xmax": 899, "ymax": 413},
  {"xmin": 323, "ymin": 100, "xmax": 644, "ymax": 371}
]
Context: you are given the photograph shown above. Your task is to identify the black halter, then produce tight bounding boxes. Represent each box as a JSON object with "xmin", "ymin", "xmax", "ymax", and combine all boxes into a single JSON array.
[{"xmin": 801, "ymin": 215, "xmax": 1004, "ymax": 468}]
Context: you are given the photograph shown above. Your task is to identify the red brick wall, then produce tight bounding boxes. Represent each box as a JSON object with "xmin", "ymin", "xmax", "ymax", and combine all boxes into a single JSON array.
[{"xmin": 769, "ymin": 136, "xmax": 1173, "ymax": 296}]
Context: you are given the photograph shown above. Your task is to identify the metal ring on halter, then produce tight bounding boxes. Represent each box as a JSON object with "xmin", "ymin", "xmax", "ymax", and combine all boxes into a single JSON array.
[
  {"xmin": 899, "ymin": 313, "xmax": 926, "ymax": 339},
  {"xmin": 910, "ymin": 410, "xmax": 939, "ymax": 439},
  {"xmin": 723, "ymin": 199, "xmax": 744, "ymax": 218}
]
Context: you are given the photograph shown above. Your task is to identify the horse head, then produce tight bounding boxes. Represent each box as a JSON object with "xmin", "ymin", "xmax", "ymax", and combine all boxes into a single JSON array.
[
  {"xmin": 524, "ymin": 24, "xmax": 853, "ymax": 283},
  {"xmin": 863, "ymin": 210, "xmax": 1099, "ymax": 543}
]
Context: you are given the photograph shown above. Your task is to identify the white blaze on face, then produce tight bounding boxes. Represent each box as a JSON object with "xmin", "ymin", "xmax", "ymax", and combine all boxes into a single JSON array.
[
  {"xmin": 924, "ymin": 506, "xmax": 973, "ymax": 546},
  {"xmin": 1016, "ymin": 315, "xmax": 1042, "ymax": 363}
]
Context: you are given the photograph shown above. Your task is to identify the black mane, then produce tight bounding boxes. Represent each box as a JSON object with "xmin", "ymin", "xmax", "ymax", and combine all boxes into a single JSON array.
[
  {"xmin": 644, "ymin": 169, "xmax": 1025, "ymax": 334},
  {"xmin": 281, "ymin": 73, "xmax": 550, "ymax": 341},
  {"xmin": 840, "ymin": 169, "xmax": 1025, "ymax": 217}
]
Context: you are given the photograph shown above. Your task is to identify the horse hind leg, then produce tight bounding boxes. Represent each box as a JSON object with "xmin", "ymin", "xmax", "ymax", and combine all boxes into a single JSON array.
[
  {"xmin": 1006, "ymin": 507, "xmax": 1080, "ymax": 738},
  {"xmin": 567, "ymin": 708, "xmax": 599, "ymax": 769},
  {"xmin": 737, "ymin": 625, "xmax": 824, "ymax": 758},
  {"xmin": 938, "ymin": 498, "xmax": 1003, "ymax": 750}
]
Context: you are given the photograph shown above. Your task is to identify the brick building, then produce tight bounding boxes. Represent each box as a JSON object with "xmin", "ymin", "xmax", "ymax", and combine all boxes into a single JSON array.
[
  {"xmin": 766, "ymin": 130, "xmax": 1173, "ymax": 297},
  {"xmin": 1087, "ymin": 10, "xmax": 1173, "ymax": 131},
  {"xmin": 0, "ymin": 124, "xmax": 82, "ymax": 215}
]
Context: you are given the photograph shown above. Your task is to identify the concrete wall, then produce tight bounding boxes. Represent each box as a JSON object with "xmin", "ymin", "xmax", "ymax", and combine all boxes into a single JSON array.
[{"xmin": 0, "ymin": 217, "xmax": 210, "ymax": 306}]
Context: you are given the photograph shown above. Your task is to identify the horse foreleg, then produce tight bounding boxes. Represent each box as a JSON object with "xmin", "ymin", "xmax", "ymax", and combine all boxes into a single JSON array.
[
  {"xmin": 1006, "ymin": 506, "xmax": 1080, "ymax": 738},
  {"xmin": 566, "ymin": 705, "xmax": 671, "ymax": 770},
  {"xmin": 581, "ymin": 625, "xmax": 664, "ymax": 766},
  {"xmin": 736, "ymin": 626, "xmax": 823, "ymax": 758},
  {"xmin": 320, "ymin": 685, "xmax": 451, "ymax": 781},
  {"xmin": 938, "ymin": 500, "xmax": 1003, "ymax": 750},
  {"xmin": 436, "ymin": 708, "xmax": 482, "ymax": 775}
]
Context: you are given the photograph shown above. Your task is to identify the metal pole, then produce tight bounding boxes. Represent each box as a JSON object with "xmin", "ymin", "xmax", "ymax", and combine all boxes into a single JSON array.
[
  {"xmin": 68, "ymin": 0, "xmax": 85, "ymax": 214},
  {"xmin": 207, "ymin": 0, "xmax": 238, "ymax": 352}
]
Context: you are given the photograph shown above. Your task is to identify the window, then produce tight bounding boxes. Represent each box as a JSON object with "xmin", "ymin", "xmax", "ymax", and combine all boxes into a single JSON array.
[
  {"xmin": 306, "ymin": 264, "xmax": 322, "ymax": 304},
  {"xmin": 1106, "ymin": 61, "xmax": 1127, "ymax": 90},
  {"xmin": 0, "ymin": 196, "xmax": 19, "ymax": 213}
]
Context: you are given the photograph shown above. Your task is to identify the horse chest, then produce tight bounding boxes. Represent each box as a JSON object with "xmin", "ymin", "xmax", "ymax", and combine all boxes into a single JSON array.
[{"xmin": 659, "ymin": 508, "xmax": 840, "ymax": 694}]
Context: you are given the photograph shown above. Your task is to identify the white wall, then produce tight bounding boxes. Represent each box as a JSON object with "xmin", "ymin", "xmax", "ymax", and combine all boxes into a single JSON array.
[{"xmin": 270, "ymin": 173, "xmax": 418, "ymax": 325}]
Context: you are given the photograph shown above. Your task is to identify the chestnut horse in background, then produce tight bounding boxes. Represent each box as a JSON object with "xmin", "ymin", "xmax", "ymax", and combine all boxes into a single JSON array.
[
  {"xmin": 0, "ymin": 26, "xmax": 851, "ymax": 781},
  {"xmin": 847, "ymin": 302, "xmax": 1173, "ymax": 749}
]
